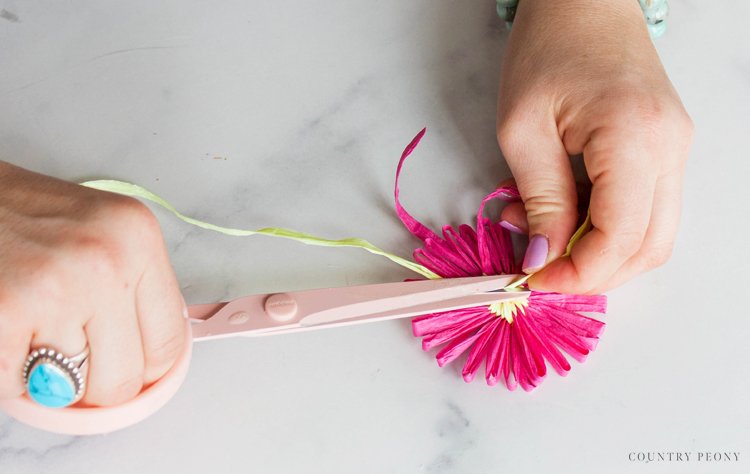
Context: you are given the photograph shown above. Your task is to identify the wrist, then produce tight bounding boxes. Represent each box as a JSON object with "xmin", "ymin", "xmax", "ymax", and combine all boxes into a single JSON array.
[
  {"xmin": 511, "ymin": 0, "xmax": 653, "ymax": 53},
  {"xmin": 505, "ymin": 0, "xmax": 665, "ymax": 39},
  {"xmin": 517, "ymin": 0, "xmax": 644, "ymax": 25}
]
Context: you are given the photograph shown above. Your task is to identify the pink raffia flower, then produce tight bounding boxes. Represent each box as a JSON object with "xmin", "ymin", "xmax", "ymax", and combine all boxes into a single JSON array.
[{"xmin": 395, "ymin": 129, "xmax": 607, "ymax": 391}]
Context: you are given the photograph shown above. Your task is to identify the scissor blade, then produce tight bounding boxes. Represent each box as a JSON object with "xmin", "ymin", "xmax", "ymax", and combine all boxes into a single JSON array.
[
  {"xmin": 299, "ymin": 290, "xmax": 529, "ymax": 328},
  {"xmin": 298, "ymin": 279, "xmax": 528, "ymax": 328},
  {"xmin": 293, "ymin": 274, "xmax": 521, "ymax": 326}
]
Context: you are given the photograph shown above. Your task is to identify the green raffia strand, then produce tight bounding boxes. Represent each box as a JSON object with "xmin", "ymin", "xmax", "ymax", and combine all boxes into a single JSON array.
[
  {"xmin": 564, "ymin": 209, "xmax": 592, "ymax": 257},
  {"xmin": 80, "ymin": 180, "xmax": 593, "ymax": 292},
  {"xmin": 80, "ymin": 180, "xmax": 440, "ymax": 280}
]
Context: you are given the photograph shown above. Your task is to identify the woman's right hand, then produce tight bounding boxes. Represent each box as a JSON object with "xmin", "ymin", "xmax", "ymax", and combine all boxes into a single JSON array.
[
  {"xmin": 496, "ymin": 0, "xmax": 693, "ymax": 294},
  {"xmin": 0, "ymin": 161, "xmax": 186, "ymax": 406}
]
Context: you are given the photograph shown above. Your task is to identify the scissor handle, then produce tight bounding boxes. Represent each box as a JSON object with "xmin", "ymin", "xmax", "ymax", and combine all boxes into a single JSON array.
[
  {"xmin": 0, "ymin": 276, "xmax": 521, "ymax": 434},
  {"xmin": 0, "ymin": 320, "xmax": 193, "ymax": 435}
]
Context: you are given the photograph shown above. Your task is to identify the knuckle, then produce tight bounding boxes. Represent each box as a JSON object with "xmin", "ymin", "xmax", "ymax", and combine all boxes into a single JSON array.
[
  {"xmin": 146, "ymin": 329, "xmax": 185, "ymax": 374},
  {"xmin": 86, "ymin": 373, "xmax": 143, "ymax": 406},
  {"xmin": 496, "ymin": 117, "xmax": 526, "ymax": 155},
  {"xmin": 0, "ymin": 363, "xmax": 25, "ymax": 399},
  {"xmin": 106, "ymin": 196, "xmax": 162, "ymax": 242},
  {"xmin": 605, "ymin": 92, "xmax": 692, "ymax": 146},
  {"xmin": 641, "ymin": 244, "xmax": 674, "ymax": 270},
  {"xmin": 0, "ymin": 284, "xmax": 23, "ymax": 312},
  {"xmin": 19, "ymin": 254, "xmax": 76, "ymax": 300},
  {"xmin": 675, "ymin": 110, "xmax": 695, "ymax": 150},
  {"xmin": 76, "ymin": 232, "xmax": 119, "ymax": 262},
  {"xmin": 604, "ymin": 230, "xmax": 645, "ymax": 259},
  {"xmin": 593, "ymin": 86, "xmax": 659, "ymax": 122},
  {"xmin": 62, "ymin": 233, "xmax": 122, "ymax": 282},
  {"xmin": 678, "ymin": 110, "xmax": 695, "ymax": 136},
  {"xmin": 634, "ymin": 98, "xmax": 670, "ymax": 127},
  {"xmin": 524, "ymin": 196, "xmax": 577, "ymax": 227},
  {"xmin": 617, "ymin": 97, "xmax": 671, "ymax": 135},
  {"xmin": 60, "ymin": 197, "xmax": 164, "ymax": 279}
]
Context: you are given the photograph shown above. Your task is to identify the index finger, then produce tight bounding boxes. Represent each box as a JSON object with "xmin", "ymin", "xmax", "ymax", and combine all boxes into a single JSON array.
[{"xmin": 529, "ymin": 133, "xmax": 657, "ymax": 293}]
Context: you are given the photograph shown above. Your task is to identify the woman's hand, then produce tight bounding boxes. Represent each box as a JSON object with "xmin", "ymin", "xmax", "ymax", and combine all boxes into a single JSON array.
[
  {"xmin": 496, "ymin": 0, "xmax": 693, "ymax": 294},
  {"xmin": 0, "ymin": 162, "xmax": 186, "ymax": 406}
]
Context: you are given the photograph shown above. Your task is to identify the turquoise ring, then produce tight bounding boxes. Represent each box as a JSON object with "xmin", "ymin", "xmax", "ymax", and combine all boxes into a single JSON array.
[{"xmin": 22, "ymin": 346, "xmax": 89, "ymax": 408}]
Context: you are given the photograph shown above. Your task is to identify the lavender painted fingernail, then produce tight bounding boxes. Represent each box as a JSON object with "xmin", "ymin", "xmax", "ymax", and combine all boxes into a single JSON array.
[
  {"xmin": 523, "ymin": 235, "xmax": 549, "ymax": 273},
  {"xmin": 499, "ymin": 220, "xmax": 524, "ymax": 234}
]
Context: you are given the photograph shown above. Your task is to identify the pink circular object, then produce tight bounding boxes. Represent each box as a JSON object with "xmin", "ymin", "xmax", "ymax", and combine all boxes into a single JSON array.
[
  {"xmin": 264, "ymin": 293, "xmax": 298, "ymax": 322},
  {"xmin": 0, "ymin": 320, "xmax": 193, "ymax": 435}
]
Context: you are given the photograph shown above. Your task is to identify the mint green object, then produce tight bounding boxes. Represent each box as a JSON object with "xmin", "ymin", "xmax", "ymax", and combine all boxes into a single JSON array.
[
  {"xmin": 639, "ymin": 0, "xmax": 669, "ymax": 38},
  {"xmin": 495, "ymin": 0, "xmax": 517, "ymax": 24},
  {"xmin": 495, "ymin": 3, "xmax": 513, "ymax": 21},
  {"xmin": 495, "ymin": 0, "xmax": 517, "ymax": 21},
  {"xmin": 497, "ymin": 0, "xmax": 669, "ymax": 39},
  {"xmin": 647, "ymin": 19, "xmax": 667, "ymax": 38}
]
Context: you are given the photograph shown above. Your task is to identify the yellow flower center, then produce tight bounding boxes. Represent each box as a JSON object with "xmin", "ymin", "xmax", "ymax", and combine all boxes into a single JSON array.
[{"xmin": 488, "ymin": 297, "xmax": 528, "ymax": 324}]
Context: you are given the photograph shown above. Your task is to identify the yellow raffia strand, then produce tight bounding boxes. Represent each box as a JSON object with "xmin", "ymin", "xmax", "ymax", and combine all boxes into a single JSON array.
[
  {"xmin": 80, "ymin": 180, "xmax": 439, "ymax": 280},
  {"xmin": 564, "ymin": 209, "xmax": 592, "ymax": 257},
  {"xmin": 488, "ymin": 298, "xmax": 529, "ymax": 324},
  {"xmin": 502, "ymin": 274, "xmax": 530, "ymax": 290}
]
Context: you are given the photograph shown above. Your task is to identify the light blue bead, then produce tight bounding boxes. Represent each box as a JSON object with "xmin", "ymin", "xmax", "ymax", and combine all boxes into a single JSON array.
[
  {"xmin": 642, "ymin": 0, "xmax": 669, "ymax": 24},
  {"xmin": 495, "ymin": 0, "xmax": 517, "ymax": 22},
  {"xmin": 496, "ymin": 3, "xmax": 513, "ymax": 21},
  {"xmin": 497, "ymin": 3, "xmax": 515, "ymax": 21},
  {"xmin": 28, "ymin": 363, "xmax": 76, "ymax": 408},
  {"xmin": 648, "ymin": 20, "xmax": 667, "ymax": 38}
]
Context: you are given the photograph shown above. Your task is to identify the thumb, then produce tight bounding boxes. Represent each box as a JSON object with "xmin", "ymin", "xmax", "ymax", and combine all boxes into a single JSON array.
[{"xmin": 497, "ymin": 118, "xmax": 578, "ymax": 274}]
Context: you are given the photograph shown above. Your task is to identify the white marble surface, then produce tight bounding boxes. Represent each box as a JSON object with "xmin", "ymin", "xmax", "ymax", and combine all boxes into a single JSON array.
[{"xmin": 1, "ymin": 1, "xmax": 748, "ymax": 472}]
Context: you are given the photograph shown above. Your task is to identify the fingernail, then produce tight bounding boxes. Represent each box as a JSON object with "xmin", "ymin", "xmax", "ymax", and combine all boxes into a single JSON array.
[
  {"xmin": 182, "ymin": 306, "xmax": 189, "ymax": 319},
  {"xmin": 523, "ymin": 235, "xmax": 549, "ymax": 273},
  {"xmin": 499, "ymin": 220, "xmax": 524, "ymax": 234}
]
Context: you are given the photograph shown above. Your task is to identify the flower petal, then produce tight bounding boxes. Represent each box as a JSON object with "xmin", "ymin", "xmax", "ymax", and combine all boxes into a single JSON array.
[
  {"xmin": 530, "ymin": 292, "xmax": 607, "ymax": 313},
  {"xmin": 485, "ymin": 321, "xmax": 509, "ymax": 386},
  {"xmin": 442, "ymin": 226, "xmax": 483, "ymax": 275},
  {"xmin": 435, "ymin": 319, "xmax": 497, "ymax": 368},
  {"xmin": 462, "ymin": 318, "xmax": 503, "ymax": 382},
  {"xmin": 421, "ymin": 311, "xmax": 494, "ymax": 351},
  {"xmin": 412, "ymin": 308, "xmax": 489, "ymax": 337}
]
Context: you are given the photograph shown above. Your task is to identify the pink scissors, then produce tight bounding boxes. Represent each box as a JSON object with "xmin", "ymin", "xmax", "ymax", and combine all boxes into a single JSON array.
[{"xmin": 0, "ymin": 275, "xmax": 528, "ymax": 435}]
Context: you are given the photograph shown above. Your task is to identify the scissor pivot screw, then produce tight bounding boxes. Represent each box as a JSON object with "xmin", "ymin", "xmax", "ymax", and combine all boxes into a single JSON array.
[{"xmin": 264, "ymin": 293, "xmax": 298, "ymax": 322}]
